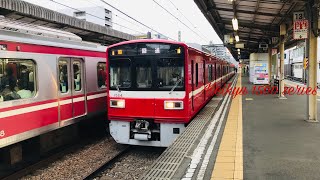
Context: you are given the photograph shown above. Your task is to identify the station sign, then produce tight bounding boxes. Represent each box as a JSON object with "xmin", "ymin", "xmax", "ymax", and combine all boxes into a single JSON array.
[
  {"xmin": 235, "ymin": 43, "xmax": 244, "ymax": 49},
  {"xmin": 293, "ymin": 20, "xmax": 308, "ymax": 40},
  {"xmin": 293, "ymin": 12, "xmax": 304, "ymax": 21}
]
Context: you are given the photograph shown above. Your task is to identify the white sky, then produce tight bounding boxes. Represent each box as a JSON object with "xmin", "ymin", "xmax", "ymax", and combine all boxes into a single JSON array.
[{"xmin": 22, "ymin": 0, "xmax": 223, "ymax": 45}]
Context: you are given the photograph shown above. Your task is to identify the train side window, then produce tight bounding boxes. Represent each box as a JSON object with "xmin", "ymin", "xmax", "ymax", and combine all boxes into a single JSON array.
[
  {"xmin": 0, "ymin": 58, "xmax": 36, "ymax": 102},
  {"xmin": 207, "ymin": 65, "xmax": 210, "ymax": 81},
  {"xmin": 195, "ymin": 63, "xmax": 198, "ymax": 87},
  {"xmin": 58, "ymin": 60, "xmax": 69, "ymax": 93},
  {"xmin": 208, "ymin": 65, "xmax": 212, "ymax": 81},
  {"xmin": 73, "ymin": 61, "xmax": 82, "ymax": 91},
  {"xmin": 97, "ymin": 62, "xmax": 107, "ymax": 88},
  {"xmin": 212, "ymin": 64, "xmax": 215, "ymax": 80}
]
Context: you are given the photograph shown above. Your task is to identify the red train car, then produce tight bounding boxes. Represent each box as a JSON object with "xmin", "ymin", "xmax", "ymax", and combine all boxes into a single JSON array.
[
  {"xmin": 107, "ymin": 39, "xmax": 235, "ymax": 147},
  {"xmin": 0, "ymin": 18, "xmax": 107, "ymax": 149}
]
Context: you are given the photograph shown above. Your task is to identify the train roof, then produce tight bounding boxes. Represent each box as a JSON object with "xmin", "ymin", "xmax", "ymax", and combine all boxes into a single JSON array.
[
  {"xmin": 107, "ymin": 39, "xmax": 186, "ymax": 49},
  {"xmin": 107, "ymin": 39, "xmax": 229, "ymax": 62},
  {"xmin": 0, "ymin": 16, "xmax": 106, "ymax": 52}
]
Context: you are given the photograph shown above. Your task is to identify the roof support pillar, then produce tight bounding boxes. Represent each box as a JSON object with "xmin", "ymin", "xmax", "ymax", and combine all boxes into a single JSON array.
[
  {"xmin": 278, "ymin": 23, "xmax": 286, "ymax": 99},
  {"xmin": 306, "ymin": 0, "xmax": 318, "ymax": 122},
  {"xmin": 306, "ymin": 24, "xmax": 318, "ymax": 122},
  {"xmin": 268, "ymin": 47, "xmax": 272, "ymax": 84}
]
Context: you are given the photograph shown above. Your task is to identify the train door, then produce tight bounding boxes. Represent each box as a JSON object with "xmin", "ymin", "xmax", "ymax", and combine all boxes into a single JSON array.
[
  {"xmin": 71, "ymin": 58, "xmax": 86, "ymax": 118},
  {"xmin": 58, "ymin": 58, "xmax": 86, "ymax": 126}
]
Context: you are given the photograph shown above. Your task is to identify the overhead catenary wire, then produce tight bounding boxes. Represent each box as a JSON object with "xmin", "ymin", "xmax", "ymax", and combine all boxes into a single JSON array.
[
  {"xmin": 152, "ymin": 0, "xmax": 207, "ymax": 42},
  {"xmin": 167, "ymin": 0, "xmax": 196, "ymax": 28},
  {"xmin": 48, "ymin": 0, "xmax": 145, "ymax": 34},
  {"xmin": 79, "ymin": 0, "xmax": 148, "ymax": 32},
  {"xmin": 167, "ymin": 0, "xmax": 208, "ymax": 41},
  {"xmin": 99, "ymin": 0, "xmax": 176, "ymax": 40}
]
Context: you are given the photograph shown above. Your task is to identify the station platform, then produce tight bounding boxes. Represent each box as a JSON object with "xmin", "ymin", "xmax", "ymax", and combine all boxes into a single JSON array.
[{"xmin": 141, "ymin": 74, "xmax": 320, "ymax": 180}]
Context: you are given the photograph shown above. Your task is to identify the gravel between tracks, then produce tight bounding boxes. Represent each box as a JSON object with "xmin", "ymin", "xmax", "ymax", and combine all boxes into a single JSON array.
[
  {"xmin": 21, "ymin": 137, "xmax": 126, "ymax": 180},
  {"xmin": 96, "ymin": 147, "xmax": 165, "ymax": 180}
]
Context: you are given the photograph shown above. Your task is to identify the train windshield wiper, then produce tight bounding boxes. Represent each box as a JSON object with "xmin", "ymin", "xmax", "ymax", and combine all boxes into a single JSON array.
[
  {"xmin": 169, "ymin": 78, "xmax": 182, "ymax": 94},
  {"xmin": 115, "ymin": 84, "xmax": 121, "ymax": 92}
]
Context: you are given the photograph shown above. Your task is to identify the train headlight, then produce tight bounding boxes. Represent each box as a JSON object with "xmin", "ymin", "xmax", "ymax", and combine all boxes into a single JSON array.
[
  {"xmin": 164, "ymin": 101, "xmax": 183, "ymax": 110},
  {"xmin": 110, "ymin": 99, "xmax": 125, "ymax": 108}
]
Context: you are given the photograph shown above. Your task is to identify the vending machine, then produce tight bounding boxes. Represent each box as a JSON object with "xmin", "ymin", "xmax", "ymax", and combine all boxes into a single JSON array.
[
  {"xmin": 249, "ymin": 53, "xmax": 269, "ymax": 84},
  {"xmin": 253, "ymin": 63, "xmax": 269, "ymax": 84}
]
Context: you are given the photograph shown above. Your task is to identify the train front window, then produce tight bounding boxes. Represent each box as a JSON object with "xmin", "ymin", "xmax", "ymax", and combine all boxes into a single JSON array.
[
  {"xmin": 136, "ymin": 59, "xmax": 152, "ymax": 88},
  {"xmin": 109, "ymin": 43, "xmax": 185, "ymax": 91},
  {"xmin": 110, "ymin": 59, "xmax": 131, "ymax": 89},
  {"xmin": 157, "ymin": 58, "xmax": 184, "ymax": 89}
]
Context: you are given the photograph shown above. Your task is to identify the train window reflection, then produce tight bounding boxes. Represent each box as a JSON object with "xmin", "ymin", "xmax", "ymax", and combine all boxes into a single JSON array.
[
  {"xmin": 97, "ymin": 62, "xmax": 106, "ymax": 88},
  {"xmin": 157, "ymin": 58, "xmax": 184, "ymax": 89},
  {"xmin": 110, "ymin": 59, "xmax": 131, "ymax": 89},
  {"xmin": 0, "ymin": 59, "xmax": 36, "ymax": 102},
  {"xmin": 73, "ymin": 61, "xmax": 81, "ymax": 91},
  {"xmin": 208, "ymin": 65, "xmax": 212, "ymax": 81},
  {"xmin": 58, "ymin": 60, "xmax": 69, "ymax": 93}
]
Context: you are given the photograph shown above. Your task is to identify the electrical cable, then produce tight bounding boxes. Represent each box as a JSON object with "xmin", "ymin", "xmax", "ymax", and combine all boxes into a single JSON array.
[
  {"xmin": 167, "ymin": 0, "xmax": 208, "ymax": 40},
  {"xmin": 98, "ymin": 0, "xmax": 176, "ymax": 40},
  {"xmin": 152, "ymin": 0, "xmax": 207, "ymax": 42},
  {"xmin": 48, "ymin": 0, "xmax": 145, "ymax": 34}
]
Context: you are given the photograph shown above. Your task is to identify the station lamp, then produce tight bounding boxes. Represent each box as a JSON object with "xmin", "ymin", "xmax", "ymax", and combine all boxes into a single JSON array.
[
  {"xmin": 232, "ymin": 17, "xmax": 238, "ymax": 31},
  {"xmin": 235, "ymin": 35, "xmax": 239, "ymax": 42}
]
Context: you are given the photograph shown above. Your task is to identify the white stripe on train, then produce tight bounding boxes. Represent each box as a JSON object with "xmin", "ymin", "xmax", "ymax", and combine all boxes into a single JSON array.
[
  {"xmin": 0, "ymin": 93, "xmax": 107, "ymax": 118},
  {"xmin": 109, "ymin": 73, "xmax": 234, "ymax": 99}
]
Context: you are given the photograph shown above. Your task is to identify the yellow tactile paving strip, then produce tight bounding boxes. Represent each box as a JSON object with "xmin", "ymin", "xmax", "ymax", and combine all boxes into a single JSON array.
[{"xmin": 211, "ymin": 75, "xmax": 243, "ymax": 180}]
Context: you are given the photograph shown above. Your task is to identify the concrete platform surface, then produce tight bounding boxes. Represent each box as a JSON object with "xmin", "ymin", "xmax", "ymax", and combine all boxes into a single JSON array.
[{"xmin": 243, "ymin": 76, "xmax": 320, "ymax": 180}]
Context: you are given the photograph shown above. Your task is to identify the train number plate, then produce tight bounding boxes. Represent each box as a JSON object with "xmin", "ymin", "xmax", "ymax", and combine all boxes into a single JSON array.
[{"xmin": 113, "ymin": 93, "xmax": 122, "ymax": 97}]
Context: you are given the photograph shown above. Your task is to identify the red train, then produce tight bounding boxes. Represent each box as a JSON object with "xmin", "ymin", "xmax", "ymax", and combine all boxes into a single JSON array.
[
  {"xmin": 107, "ymin": 39, "xmax": 235, "ymax": 147},
  {"xmin": 0, "ymin": 18, "xmax": 107, "ymax": 149}
]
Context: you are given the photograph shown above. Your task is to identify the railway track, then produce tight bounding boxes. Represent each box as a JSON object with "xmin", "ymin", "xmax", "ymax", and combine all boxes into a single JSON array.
[
  {"xmin": 82, "ymin": 146, "xmax": 132, "ymax": 180},
  {"xmin": 2, "ymin": 140, "xmax": 91, "ymax": 180}
]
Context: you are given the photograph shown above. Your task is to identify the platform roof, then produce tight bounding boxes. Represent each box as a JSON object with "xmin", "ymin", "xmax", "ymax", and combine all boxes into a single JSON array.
[
  {"xmin": 0, "ymin": 0, "xmax": 136, "ymax": 45},
  {"xmin": 194, "ymin": 0, "xmax": 307, "ymax": 60}
]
